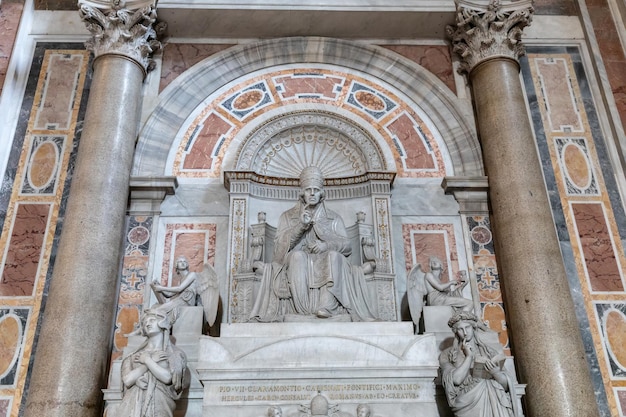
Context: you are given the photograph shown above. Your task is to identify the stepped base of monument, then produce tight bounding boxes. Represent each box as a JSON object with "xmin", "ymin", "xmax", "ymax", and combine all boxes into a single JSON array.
[{"xmin": 197, "ymin": 322, "xmax": 440, "ymax": 417}]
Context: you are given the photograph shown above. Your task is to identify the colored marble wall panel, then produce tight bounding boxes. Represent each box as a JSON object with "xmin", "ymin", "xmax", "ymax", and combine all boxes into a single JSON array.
[
  {"xmin": 572, "ymin": 203, "xmax": 624, "ymax": 292},
  {"xmin": 534, "ymin": 58, "xmax": 582, "ymax": 132},
  {"xmin": 596, "ymin": 303, "xmax": 626, "ymax": 378},
  {"xmin": 0, "ymin": 307, "xmax": 28, "ymax": 386},
  {"xmin": 0, "ymin": 204, "xmax": 50, "ymax": 297},
  {"xmin": 113, "ymin": 305, "xmax": 140, "ymax": 353},
  {"xmin": 563, "ymin": 142, "xmax": 590, "ymax": 187},
  {"xmin": 119, "ymin": 255, "xmax": 148, "ymax": 304},
  {"xmin": 380, "ymin": 44, "xmax": 456, "ymax": 93},
  {"xmin": 386, "ymin": 113, "xmax": 436, "ymax": 170},
  {"xmin": 183, "ymin": 112, "xmax": 232, "ymax": 170},
  {"xmin": 405, "ymin": 232, "xmax": 448, "ymax": 276},
  {"xmin": 171, "ymin": 232, "xmax": 208, "ymax": 285},
  {"xmin": 482, "ymin": 302, "xmax": 509, "ymax": 348},
  {"xmin": 34, "ymin": 53, "xmax": 84, "ymax": 130},
  {"xmin": 0, "ymin": 398, "xmax": 10, "ymax": 417},
  {"xmin": 22, "ymin": 135, "xmax": 65, "ymax": 195},
  {"xmin": 28, "ymin": 142, "xmax": 57, "ymax": 189},
  {"xmin": 557, "ymin": 137, "xmax": 599, "ymax": 195},
  {"xmin": 274, "ymin": 74, "xmax": 343, "ymax": 100},
  {"xmin": 160, "ymin": 43, "xmax": 235, "ymax": 92},
  {"xmin": 402, "ymin": 223, "xmax": 459, "ymax": 280},
  {"xmin": 0, "ymin": 314, "xmax": 20, "ymax": 378},
  {"xmin": 0, "ymin": 0, "xmax": 24, "ymax": 97},
  {"xmin": 605, "ymin": 309, "xmax": 626, "ymax": 370},
  {"xmin": 220, "ymin": 82, "xmax": 274, "ymax": 121},
  {"xmin": 584, "ymin": 0, "xmax": 626, "ymax": 133},
  {"xmin": 617, "ymin": 390, "xmax": 626, "ymax": 416},
  {"xmin": 161, "ymin": 223, "xmax": 217, "ymax": 285}
]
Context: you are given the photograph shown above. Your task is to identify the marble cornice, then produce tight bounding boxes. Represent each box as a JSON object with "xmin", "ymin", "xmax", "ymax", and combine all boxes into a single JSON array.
[
  {"xmin": 446, "ymin": 0, "xmax": 534, "ymax": 74},
  {"xmin": 78, "ymin": 0, "xmax": 166, "ymax": 74}
]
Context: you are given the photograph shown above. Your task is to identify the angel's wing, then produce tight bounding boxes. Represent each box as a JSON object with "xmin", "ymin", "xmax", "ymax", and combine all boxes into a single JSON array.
[
  {"xmin": 407, "ymin": 263, "xmax": 427, "ymax": 326},
  {"xmin": 197, "ymin": 263, "xmax": 220, "ymax": 327}
]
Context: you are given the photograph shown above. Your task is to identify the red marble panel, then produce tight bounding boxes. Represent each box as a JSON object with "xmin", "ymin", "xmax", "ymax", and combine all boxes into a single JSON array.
[
  {"xmin": 0, "ymin": 399, "xmax": 9, "ymax": 417},
  {"xmin": 381, "ymin": 45, "xmax": 456, "ymax": 93},
  {"xmin": 0, "ymin": 204, "xmax": 50, "ymax": 297},
  {"xmin": 183, "ymin": 112, "xmax": 232, "ymax": 170},
  {"xmin": 160, "ymin": 43, "xmax": 235, "ymax": 92},
  {"xmin": 274, "ymin": 75, "xmax": 344, "ymax": 100},
  {"xmin": 161, "ymin": 223, "xmax": 217, "ymax": 285},
  {"xmin": 402, "ymin": 224, "xmax": 459, "ymax": 280},
  {"xmin": 603, "ymin": 60, "xmax": 626, "ymax": 136},
  {"xmin": 34, "ymin": 54, "xmax": 83, "ymax": 130},
  {"xmin": 535, "ymin": 58, "xmax": 582, "ymax": 132},
  {"xmin": 387, "ymin": 113, "xmax": 436, "ymax": 170},
  {"xmin": 572, "ymin": 203, "xmax": 624, "ymax": 292},
  {"xmin": 408, "ymin": 232, "xmax": 447, "ymax": 276},
  {"xmin": 171, "ymin": 232, "xmax": 207, "ymax": 285},
  {"xmin": 0, "ymin": 0, "xmax": 24, "ymax": 98},
  {"xmin": 617, "ymin": 390, "xmax": 626, "ymax": 415},
  {"xmin": 381, "ymin": 45, "xmax": 455, "ymax": 93}
]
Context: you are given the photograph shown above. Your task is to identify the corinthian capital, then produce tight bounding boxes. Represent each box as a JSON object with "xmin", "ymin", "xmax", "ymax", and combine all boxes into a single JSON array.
[
  {"xmin": 446, "ymin": 0, "xmax": 534, "ymax": 74},
  {"xmin": 78, "ymin": 0, "xmax": 166, "ymax": 74}
]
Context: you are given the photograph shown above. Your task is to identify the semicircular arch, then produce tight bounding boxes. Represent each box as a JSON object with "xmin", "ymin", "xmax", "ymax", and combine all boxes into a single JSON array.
[{"xmin": 133, "ymin": 37, "xmax": 481, "ymax": 178}]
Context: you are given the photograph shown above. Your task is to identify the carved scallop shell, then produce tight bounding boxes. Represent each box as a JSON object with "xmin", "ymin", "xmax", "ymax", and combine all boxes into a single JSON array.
[{"xmin": 252, "ymin": 125, "xmax": 369, "ymax": 178}]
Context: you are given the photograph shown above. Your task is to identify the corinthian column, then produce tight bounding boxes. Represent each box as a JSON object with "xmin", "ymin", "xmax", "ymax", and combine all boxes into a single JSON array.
[
  {"xmin": 447, "ymin": 2, "xmax": 600, "ymax": 416},
  {"xmin": 23, "ymin": 2, "xmax": 163, "ymax": 416}
]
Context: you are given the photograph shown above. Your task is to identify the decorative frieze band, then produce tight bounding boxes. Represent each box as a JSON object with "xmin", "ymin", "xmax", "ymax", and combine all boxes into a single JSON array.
[
  {"xmin": 224, "ymin": 171, "xmax": 395, "ymax": 200},
  {"xmin": 78, "ymin": 0, "xmax": 166, "ymax": 74},
  {"xmin": 446, "ymin": 0, "xmax": 534, "ymax": 74}
]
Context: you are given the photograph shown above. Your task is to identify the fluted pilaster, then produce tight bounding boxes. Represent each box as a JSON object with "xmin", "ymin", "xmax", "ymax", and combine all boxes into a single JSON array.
[{"xmin": 23, "ymin": 2, "xmax": 163, "ymax": 416}]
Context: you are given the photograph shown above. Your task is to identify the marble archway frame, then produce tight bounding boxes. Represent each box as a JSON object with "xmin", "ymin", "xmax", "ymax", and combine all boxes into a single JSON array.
[{"xmin": 132, "ymin": 37, "xmax": 482, "ymax": 178}]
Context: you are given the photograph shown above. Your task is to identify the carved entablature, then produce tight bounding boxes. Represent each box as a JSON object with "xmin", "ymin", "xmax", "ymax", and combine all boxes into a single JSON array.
[
  {"xmin": 224, "ymin": 171, "xmax": 395, "ymax": 201},
  {"xmin": 78, "ymin": 0, "xmax": 166, "ymax": 74},
  {"xmin": 446, "ymin": 0, "xmax": 534, "ymax": 74}
]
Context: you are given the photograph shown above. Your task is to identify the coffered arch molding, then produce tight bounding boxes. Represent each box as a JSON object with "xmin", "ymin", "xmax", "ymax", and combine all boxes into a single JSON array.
[{"xmin": 133, "ymin": 37, "xmax": 481, "ymax": 177}]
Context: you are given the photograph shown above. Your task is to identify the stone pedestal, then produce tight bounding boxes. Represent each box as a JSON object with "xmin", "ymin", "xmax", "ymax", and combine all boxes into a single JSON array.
[{"xmin": 197, "ymin": 323, "xmax": 439, "ymax": 417}]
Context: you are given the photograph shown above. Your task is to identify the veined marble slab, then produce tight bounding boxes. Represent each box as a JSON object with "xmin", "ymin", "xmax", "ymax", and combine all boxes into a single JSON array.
[{"xmin": 197, "ymin": 322, "xmax": 439, "ymax": 417}]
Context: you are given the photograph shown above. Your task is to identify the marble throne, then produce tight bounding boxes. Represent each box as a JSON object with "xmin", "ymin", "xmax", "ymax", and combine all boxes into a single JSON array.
[{"xmin": 227, "ymin": 171, "xmax": 397, "ymax": 323}]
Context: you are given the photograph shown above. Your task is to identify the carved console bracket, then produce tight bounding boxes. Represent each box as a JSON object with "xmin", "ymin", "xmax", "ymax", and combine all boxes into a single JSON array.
[
  {"xmin": 442, "ymin": 176, "xmax": 490, "ymax": 214},
  {"xmin": 129, "ymin": 176, "xmax": 177, "ymax": 214},
  {"xmin": 78, "ymin": 0, "xmax": 166, "ymax": 75},
  {"xmin": 446, "ymin": 0, "xmax": 534, "ymax": 74}
]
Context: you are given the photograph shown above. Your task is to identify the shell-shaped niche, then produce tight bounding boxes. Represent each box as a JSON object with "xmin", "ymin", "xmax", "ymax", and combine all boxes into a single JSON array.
[
  {"xmin": 254, "ymin": 125, "xmax": 368, "ymax": 178},
  {"xmin": 234, "ymin": 111, "xmax": 389, "ymax": 179}
]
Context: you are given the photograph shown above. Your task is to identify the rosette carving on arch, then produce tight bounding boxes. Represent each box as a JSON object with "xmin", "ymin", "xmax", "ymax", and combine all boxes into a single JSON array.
[
  {"xmin": 446, "ymin": 0, "xmax": 534, "ymax": 74},
  {"xmin": 79, "ymin": 0, "xmax": 166, "ymax": 73}
]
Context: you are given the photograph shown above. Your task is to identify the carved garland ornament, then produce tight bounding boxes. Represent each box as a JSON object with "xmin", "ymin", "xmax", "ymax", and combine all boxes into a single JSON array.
[
  {"xmin": 79, "ymin": 0, "xmax": 166, "ymax": 73},
  {"xmin": 446, "ymin": 0, "xmax": 534, "ymax": 74}
]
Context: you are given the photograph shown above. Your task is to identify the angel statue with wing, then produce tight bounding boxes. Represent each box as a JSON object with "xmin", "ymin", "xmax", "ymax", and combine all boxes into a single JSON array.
[
  {"xmin": 407, "ymin": 256, "xmax": 473, "ymax": 327},
  {"xmin": 151, "ymin": 256, "xmax": 220, "ymax": 328}
]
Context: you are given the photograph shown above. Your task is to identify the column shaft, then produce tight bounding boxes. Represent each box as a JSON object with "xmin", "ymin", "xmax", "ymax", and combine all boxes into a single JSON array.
[
  {"xmin": 24, "ymin": 55, "xmax": 144, "ymax": 417},
  {"xmin": 470, "ymin": 57, "xmax": 599, "ymax": 417}
]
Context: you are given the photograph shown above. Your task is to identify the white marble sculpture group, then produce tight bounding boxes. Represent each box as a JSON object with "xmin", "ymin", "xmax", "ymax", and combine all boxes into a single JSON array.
[{"xmin": 113, "ymin": 166, "xmax": 522, "ymax": 417}]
